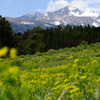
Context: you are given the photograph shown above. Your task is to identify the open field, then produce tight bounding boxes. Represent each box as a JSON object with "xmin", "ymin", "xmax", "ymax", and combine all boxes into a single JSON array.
[{"xmin": 0, "ymin": 42, "xmax": 100, "ymax": 100}]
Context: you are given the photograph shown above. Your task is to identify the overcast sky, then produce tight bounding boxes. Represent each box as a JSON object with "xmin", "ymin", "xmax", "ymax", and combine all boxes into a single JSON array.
[{"xmin": 0, "ymin": 0, "xmax": 100, "ymax": 17}]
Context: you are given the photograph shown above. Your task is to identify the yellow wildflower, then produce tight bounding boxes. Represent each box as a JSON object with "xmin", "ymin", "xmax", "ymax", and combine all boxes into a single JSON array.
[
  {"xmin": 42, "ymin": 81, "xmax": 46, "ymax": 85},
  {"xmin": 97, "ymin": 78, "xmax": 100, "ymax": 82},
  {"xmin": 46, "ymin": 95, "xmax": 52, "ymax": 100},
  {"xmin": 54, "ymin": 81, "xmax": 60, "ymax": 85},
  {"xmin": 0, "ymin": 81, "xmax": 3, "ymax": 86},
  {"xmin": 81, "ymin": 76, "xmax": 87, "ymax": 79},
  {"xmin": 70, "ymin": 94, "xmax": 74, "ymax": 98},
  {"xmin": 69, "ymin": 87, "xmax": 79, "ymax": 93},
  {"xmin": 70, "ymin": 85, "xmax": 76, "ymax": 88},
  {"xmin": 92, "ymin": 60, "xmax": 98, "ymax": 65},
  {"xmin": 9, "ymin": 48, "xmax": 17, "ymax": 58},
  {"xmin": 8, "ymin": 66, "xmax": 19, "ymax": 74},
  {"xmin": 64, "ymin": 79, "xmax": 68, "ymax": 83},
  {"xmin": 74, "ymin": 58, "xmax": 79, "ymax": 63},
  {"xmin": 0, "ymin": 47, "xmax": 8, "ymax": 57}
]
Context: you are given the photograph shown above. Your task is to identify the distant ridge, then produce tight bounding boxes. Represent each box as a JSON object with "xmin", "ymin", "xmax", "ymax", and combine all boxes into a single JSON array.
[{"xmin": 6, "ymin": 6, "xmax": 100, "ymax": 33}]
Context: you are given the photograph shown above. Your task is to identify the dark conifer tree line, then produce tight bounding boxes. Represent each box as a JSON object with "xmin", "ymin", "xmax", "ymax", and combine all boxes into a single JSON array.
[
  {"xmin": 14, "ymin": 25, "xmax": 100, "ymax": 55},
  {"xmin": 0, "ymin": 15, "xmax": 14, "ymax": 48},
  {"xmin": 0, "ymin": 15, "xmax": 100, "ymax": 55}
]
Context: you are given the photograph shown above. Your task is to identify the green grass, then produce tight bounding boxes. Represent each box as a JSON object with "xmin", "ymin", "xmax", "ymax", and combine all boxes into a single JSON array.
[{"xmin": 0, "ymin": 42, "xmax": 100, "ymax": 100}]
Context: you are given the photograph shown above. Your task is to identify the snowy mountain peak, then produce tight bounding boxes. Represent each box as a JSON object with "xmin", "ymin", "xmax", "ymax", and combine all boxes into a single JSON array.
[
  {"xmin": 53, "ymin": 6, "xmax": 83, "ymax": 16},
  {"xmin": 51, "ymin": 6, "xmax": 99, "ymax": 18},
  {"xmin": 82, "ymin": 10, "xmax": 99, "ymax": 18},
  {"xmin": 54, "ymin": 6, "xmax": 70, "ymax": 15},
  {"xmin": 6, "ymin": 6, "xmax": 100, "ymax": 32}
]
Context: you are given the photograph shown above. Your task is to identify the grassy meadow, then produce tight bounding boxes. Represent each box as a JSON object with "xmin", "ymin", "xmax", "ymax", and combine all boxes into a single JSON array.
[{"xmin": 0, "ymin": 42, "xmax": 100, "ymax": 100}]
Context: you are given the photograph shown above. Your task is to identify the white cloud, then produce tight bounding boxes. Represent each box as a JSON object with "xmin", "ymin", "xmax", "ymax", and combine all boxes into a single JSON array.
[
  {"xmin": 91, "ymin": 7, "xmax": 100, "ymax": 13},
  {"xmin": 70, "ymin": 0, "xmax": 100, "ymax": 12},
  {"xmin": 46, "ymin": 0, "xmax": 69, "ymax": 12},
  {"xmin": 70, "ymin": 0, "xmax": 89, "ymax": 11},
  {"xmin": 70, "ymin": 0, "xmax": 100, "ymax": 13},
  {"xmin": 46, "ymin": 0, "xmax": 100, "ymax": 13},
  {"xmin": 84, "ymin": 0, "xmax": 100, "ymax": 4}
]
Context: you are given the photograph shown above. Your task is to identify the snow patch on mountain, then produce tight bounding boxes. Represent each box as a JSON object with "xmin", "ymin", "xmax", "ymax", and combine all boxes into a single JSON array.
[
  {"xmin": 81, "ymin": 10, "xmax": 99, "ymax": 18},
  {"xmin": 72, "ymin": 10, "xmax": 99, "ymax": 18},
  {"xmin": 92, "ymin": 22, "xmax": 100, "ymax": 27},
  {"xmin": 44, "ymin": 24, "xmax": 51, "ymax": 27},
  {"xmin": 63, "ymin": 20, "xmax": 67, "ymax": 25},
  {"xmin": 70, "ymin": 11, "xmax": 81, "ymax": 16},
  {"xmin": 97, "ymin": 19, "xmax": 100, "ymax": 22},
  {"xmin": 60, "ymin": 9, "xmax": 64, "ymax": 13},
  {"xmin": 54, "ymin": 21, "xmax": 60, "ymax": 25},
  {"xmin": 21, "ymin": 21, "xmax": 34, "ymax": 25},
  {"xmin": 44, "ymin": 13, "xmax": 48, "ymax": 17}
]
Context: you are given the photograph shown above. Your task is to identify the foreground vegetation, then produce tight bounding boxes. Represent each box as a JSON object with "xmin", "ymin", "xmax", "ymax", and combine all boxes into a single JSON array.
[{"xmin": 0, "ymin": 42, "xmax": 100, "ymax": 100}]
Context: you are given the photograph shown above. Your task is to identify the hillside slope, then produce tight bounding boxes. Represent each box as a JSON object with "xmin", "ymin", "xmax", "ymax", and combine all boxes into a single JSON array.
[{"xmin": 0, "ymin": 42, "xmax": 100, "ymax": 100}]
